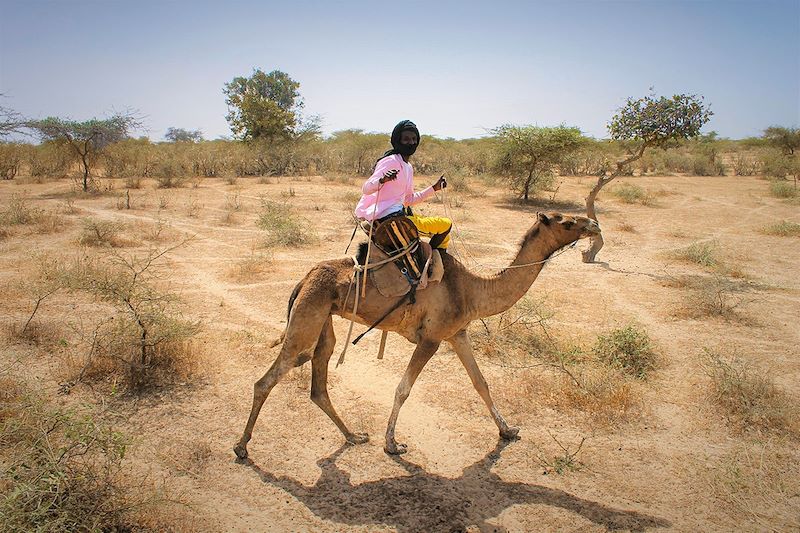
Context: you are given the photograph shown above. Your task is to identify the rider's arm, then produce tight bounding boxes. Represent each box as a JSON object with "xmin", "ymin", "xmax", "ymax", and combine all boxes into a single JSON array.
[{"xmin": 362, "ymin": 157, "xmax": 402, "ymax": 195}]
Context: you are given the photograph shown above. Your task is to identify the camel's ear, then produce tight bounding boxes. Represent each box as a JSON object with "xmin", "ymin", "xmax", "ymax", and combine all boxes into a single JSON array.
[{"xmin": 538, "ymin": 212, "xmax": 551, "ymax": 225}]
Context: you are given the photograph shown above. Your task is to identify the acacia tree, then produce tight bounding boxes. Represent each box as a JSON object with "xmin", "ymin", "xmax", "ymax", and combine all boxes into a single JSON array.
[
  {"xmin": 582, "ymin": 93, "xmax": 712, "ymax": 263},
  {"xmin": 27, "ymin": 113, "xmax": 141, "ymax": 191},
  {"xmin": 763, "ymin": 126, "xmax": 800, "ymax": 156},
  {"xmin": 223, "ymin": 69, "xmax": 302, "ymax": 143},
  {"xmin": 492, "ymin": 125, "xmax": 584, "ymax": 201},
  {"xmin": 164, "ymin": 127, "xmax": 203, "ymax": 143},
  {"xmin": 1, "ymin": 103, "xmax": 25, "ymax": 138}
]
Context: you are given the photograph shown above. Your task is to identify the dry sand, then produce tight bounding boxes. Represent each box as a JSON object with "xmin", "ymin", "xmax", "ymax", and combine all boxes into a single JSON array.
[{"xmin": 1, "ymin": 173, "xmax": 798, "ymax": 532}]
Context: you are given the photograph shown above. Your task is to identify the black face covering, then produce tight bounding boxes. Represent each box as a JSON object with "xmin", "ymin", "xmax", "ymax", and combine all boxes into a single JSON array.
[
  {"xmin": 396, "ymin": 142, "xmax": 417, "ymax": 157},
  {"xmin": 376, "ymin": 119, "xmax": 420, "ymax": 164}
]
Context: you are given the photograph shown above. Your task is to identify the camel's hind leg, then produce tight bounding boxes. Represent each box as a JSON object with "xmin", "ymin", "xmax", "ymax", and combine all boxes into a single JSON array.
[
  {"xmin": 310, "ymin": 317, "xmax": 369, "ymax": 445},
  {"xmin": 448, "ymin": 329, "xmax": 519, "ymax": 440}
]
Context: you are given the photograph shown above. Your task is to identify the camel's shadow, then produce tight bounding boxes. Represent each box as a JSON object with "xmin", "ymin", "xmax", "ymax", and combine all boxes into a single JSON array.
[{"xmin": 243, "ymin": 439, "xmax": 670, "ymax": 532}]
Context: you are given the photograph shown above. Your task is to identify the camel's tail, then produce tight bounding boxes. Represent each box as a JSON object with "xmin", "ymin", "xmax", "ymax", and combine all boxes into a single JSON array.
[{"xmin": 269, "ymin": 280, "xmax": 304, "ymax": 348}]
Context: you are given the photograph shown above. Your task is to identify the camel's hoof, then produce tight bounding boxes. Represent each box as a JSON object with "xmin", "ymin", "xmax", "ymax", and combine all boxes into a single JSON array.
[
  {"xmin": 384, "ymin": 442, "xmax": 408, "ymax": 455},
  {"xmin": 346, "ymin": 432, "xmax": 370, "ymax": 445},
  {"xmin": 500, "ymin": 426, "xmax": 520, "ymax": 441},
  {"xmin": 233, "ymin": 443, "xmax": 249, "ymax": 461}
]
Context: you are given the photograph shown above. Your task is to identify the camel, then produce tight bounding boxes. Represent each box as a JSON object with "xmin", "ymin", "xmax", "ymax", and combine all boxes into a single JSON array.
[{"xmin": 234, "ymin": 212, "xmax": 601, "ymax": 459}]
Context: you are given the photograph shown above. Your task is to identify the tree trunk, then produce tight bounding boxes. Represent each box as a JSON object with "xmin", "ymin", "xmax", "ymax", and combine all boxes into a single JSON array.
[
  {"xmin": 523, "ymin": 169, "xmax": 533, "ymax": 201},
  {"xmin": 582, "ymin": 142, "xmax": 650, "ymax": 263},
  {"xmin": 582, "ymin": 178, "xmax": 609, "ymax": 262}
]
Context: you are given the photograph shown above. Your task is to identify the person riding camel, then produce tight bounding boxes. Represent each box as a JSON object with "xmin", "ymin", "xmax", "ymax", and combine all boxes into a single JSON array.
[{"xmin": 354, "ymin": 120, "xmax": 452, "ymax": 252}]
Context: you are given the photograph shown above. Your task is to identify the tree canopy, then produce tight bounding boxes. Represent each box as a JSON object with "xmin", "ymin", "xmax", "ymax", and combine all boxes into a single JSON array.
[
  {"xmin": 223, "ymin": 69, "xmax": 303, "ymax": 142},
  {"xmin": 763, "ymin": 126, "xmax": 800, "ymax": 156},
  {"xmin": 492, "ymin": 124, "xmax": 584, "ymax": 200},
  {"xmin": 165, "ymin": 127, "xmax": 203, "ymax": 143},
  {"xmin": 27, "ymin": 113, "xmax": 141, "ymax": 191},
  {"xmin": 609, "ymin": 93, "xmax": 712, "ymax": 148}
]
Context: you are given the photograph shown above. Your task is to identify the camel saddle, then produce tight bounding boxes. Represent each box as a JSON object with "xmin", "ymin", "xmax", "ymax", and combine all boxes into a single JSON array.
[{"xmin": 357, "ymin": 215, "xmax": 444, "ymax": 298}]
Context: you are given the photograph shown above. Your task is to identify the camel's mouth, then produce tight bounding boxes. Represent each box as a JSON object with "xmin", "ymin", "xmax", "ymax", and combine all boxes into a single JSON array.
[{"xmin": 581, "ymin": 219, "xmax": 601, "ymax": 237}]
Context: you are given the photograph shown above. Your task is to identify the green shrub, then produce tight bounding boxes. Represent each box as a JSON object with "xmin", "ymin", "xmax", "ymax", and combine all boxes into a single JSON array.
[
  {"xmin": 256, "ymin": 200, "xmax": 317, "ymax": 247},
  {"xmin": 593, "ymin": 324, "xmax": 657, "ymax": 379}
]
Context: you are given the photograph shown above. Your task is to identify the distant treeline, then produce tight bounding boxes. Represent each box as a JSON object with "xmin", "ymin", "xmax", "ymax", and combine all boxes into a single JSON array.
[{"xmin": 0, "ymin": 131, "xmax": 795, "ymax": 187}]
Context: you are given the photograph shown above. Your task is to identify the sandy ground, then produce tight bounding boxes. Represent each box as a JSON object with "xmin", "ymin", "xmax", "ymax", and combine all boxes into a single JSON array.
[{"xmin": 1, "ymin": 173, "xmax": 798, "ymax": 532}]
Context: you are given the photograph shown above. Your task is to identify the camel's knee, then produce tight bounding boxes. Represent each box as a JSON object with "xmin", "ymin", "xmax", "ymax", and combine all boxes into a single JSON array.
[
  {"xmin": 393, "ymin": 386, "xmax": 411, "ymax": 405},
  {"xmin": 310, "ymin": 387, "xmax": 328, "ymax": 407}
]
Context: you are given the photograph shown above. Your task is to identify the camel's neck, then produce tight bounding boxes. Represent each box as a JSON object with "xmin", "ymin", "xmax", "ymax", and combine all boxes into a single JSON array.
[{"xmin": 467, "ymin": 224, "xmax": 567, "ymax": 319}]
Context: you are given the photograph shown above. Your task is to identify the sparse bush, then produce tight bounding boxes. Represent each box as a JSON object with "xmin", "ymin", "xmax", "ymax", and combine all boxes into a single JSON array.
[
  {"xmin": 593, "ymin": 324, "xmax": 657, "ymax": 379},
  {"xmin": 1, "ymin": 193, "xmax": 43, "ymax": 225},
  {"xmin": 761, "ymin": 150, "xmax": 797, "ymax": 179},
  {"xmin": 761, "ymin": 220, "xmax": 800, "ymax": 237},
  {"xmin": 731, "ymin": 154, "xmax": 760, "ymax": 176},
  {"xmin": 54, "ymin": 246, "xmax": 200, "ymax": 392},
  {"xmin": 79, "ymin": 218, "xmax": 126, "ymax": 247},
  {"xmin": 703, "ymin": 347, "xmax": 798, "ymax": 435},
  {"xmin": 667, "ymin": 274, "xmax": 751, "ymax": 320},
  {"xmin": 768, "ymin": 180, "xmax": 797, "ymax": 198},
  {"xmin": 611, "ymin": 183, "xmax": 657, "ymax": 205},
  {"xmin": 256, "ymin": 200, "xmax": 317, "ymax": 247},
  {"xmin": 0, "ymin": 142, "xmax": 27, "ymax": 180},
  {"xmin": 0, "ymin": 379, "xmax": 164, "ymax": 531},
  {"xmin": 669, "ymin": 240, "xmax": 720, "ymax": 268}
]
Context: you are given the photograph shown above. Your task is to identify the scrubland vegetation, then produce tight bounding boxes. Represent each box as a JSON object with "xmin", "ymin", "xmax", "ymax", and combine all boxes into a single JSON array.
[{"xmin": 1, "ymin": 83, "xmax": 798, "ymax": 531}]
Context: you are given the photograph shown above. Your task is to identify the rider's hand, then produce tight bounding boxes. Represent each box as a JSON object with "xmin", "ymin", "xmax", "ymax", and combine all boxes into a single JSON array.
[
  {"xmin": 432, "ymin": 175, "xmax": 447, "ymax": 191},
  {"xmin": 379, "ymin": 169, "xmax": 399, "ymax": 184}
]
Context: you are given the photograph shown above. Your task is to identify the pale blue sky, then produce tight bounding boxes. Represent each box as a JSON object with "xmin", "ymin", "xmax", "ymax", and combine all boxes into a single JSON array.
[{"xmin": 1, "ymin": 0, "xmax": 798, "ymax": 140}]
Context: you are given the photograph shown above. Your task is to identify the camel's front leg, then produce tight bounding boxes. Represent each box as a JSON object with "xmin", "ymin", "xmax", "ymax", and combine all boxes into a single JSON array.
[
  {"xmin": 311, "ymin": 317, "xmax": 368, "ymax": 445},
  {"xmin": 448, "ymin": 329, "xmax": 519, "ymax": 440},
  {"xmin": 385, "ymin": 339, "xmax": 440, "ymax": 455}
]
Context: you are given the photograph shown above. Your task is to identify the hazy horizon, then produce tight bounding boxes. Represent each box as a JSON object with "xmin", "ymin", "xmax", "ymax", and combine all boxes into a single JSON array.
[{"xmin": 2, "ymin": 0, "xmax": 798, "ymax": 142}]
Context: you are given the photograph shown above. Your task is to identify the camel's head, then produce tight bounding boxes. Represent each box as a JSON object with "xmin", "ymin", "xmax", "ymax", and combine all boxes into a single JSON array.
[{"xmin": 536, "ymin": 212, "xmax": 601, "ymax": 240}]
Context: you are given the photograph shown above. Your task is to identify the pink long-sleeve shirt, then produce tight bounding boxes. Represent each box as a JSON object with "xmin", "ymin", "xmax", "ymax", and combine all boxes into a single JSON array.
[{"xmin": 354, "ymin": 154, "xmax": 435, "ymax": 221}]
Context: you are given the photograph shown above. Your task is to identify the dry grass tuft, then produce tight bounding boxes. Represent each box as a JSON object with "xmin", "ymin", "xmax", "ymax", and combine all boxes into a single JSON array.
[
  {"xmin": 226, "ymin": 250, "xmax": 274, "ymax": 283},
  {"xmin": 703, "ymin": 347, "xmax": 798, "ymax": 435},
  {"xmin": 761, "ymin": 220, "xmax": 800, "ymax": 237},
  {"xmin": 4, "ymin": 319, "xmax": 63, "ymax": 347},
  {"xmin": 709, "ymin": 440, "xmax": 800, "ymax": 531},
  {"xmin": 669, "ymin": 240, "xmax": 721, "ymax": 268},
  {"xmin": 667, "ymin": 274, "xmax": 753, "ymax": 321},
  {"xmin": 768, "ymin": 180, "xmax": 798, "ymax": 199},
  {"xmin": 616, "ymin": 222, "xmax": 636, "ymax": 233},
  {"xmin": 256, "ymin": 199, "xmax": 318, "ymax": 247}
]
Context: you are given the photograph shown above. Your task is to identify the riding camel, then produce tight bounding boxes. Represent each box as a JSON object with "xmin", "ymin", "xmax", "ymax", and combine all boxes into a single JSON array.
[{"xmin": 235, "ymin": 212, "xmax": 601, "ymax": 459}]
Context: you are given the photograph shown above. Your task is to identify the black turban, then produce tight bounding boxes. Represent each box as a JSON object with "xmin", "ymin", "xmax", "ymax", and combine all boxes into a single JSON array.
[{"xmin": 377, "ymin": 120, "xmax": 420, "ymax": 163}]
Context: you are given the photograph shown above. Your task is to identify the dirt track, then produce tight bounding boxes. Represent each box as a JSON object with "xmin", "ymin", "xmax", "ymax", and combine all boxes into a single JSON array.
[{"xmin": 1, "ymin": 174, "xmax": 798, "ymax": 532}]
